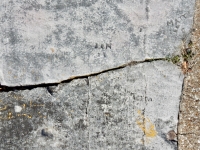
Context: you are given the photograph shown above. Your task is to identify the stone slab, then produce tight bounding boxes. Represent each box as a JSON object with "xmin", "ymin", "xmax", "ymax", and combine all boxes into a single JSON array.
[
  {"xmin": 0, "ymin": 0, "xmax": 195, "ymax": 86},
  {"xmin": 0, "ymin": 61, "xmax": 183, "ymax": 149}
]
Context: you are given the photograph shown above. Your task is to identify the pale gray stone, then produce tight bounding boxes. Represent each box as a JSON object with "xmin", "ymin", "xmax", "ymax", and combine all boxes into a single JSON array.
[
  {"xmin": 0, "ymin": 61, "xmax": 183, "ymax": 149},
  {"xmin": 0, "ymin": 0, "xmax": 195, "ymax": 86}
]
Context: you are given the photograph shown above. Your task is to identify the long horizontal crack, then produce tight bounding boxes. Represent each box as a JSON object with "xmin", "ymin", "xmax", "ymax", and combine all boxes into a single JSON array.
[{"xmin": 0, "ymin": 58, "xmax": 165, "ymax": 91}]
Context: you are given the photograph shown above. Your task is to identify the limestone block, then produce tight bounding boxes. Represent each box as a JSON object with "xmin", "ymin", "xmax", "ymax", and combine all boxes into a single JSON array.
[
  {"xmin": 0, "ymin": 61, "xmax": 183, "ymax": 149},
  {"xmin": 0, "ymin": 0, "xmax": 195, "ymax": 86}
]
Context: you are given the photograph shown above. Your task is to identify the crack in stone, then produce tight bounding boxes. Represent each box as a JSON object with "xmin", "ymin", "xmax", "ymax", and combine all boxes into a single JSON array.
[
  {"xmin": 0, "ymin": 58, "xmax": 166, "ymax": 91},
  {"xmin": 143, "ymin": 66, "xmax": 148, "ymax": 145},
  {"xmin": 46, "ymin": 87, "xmax": 54, "ymax": 96},
  {"xmin": 177, "ymin": 71, "xmax": 186, "ymax": 148},
  {"xmin": 142, "ymin": 108, "xmax": 146, "ymax": 145},
  {"xmin": 87, "ymin": 77, "xmax": 90, "ymax": 150},
  {"xmin": 145, "ymin": 0, "xmax": 150, "ymax": 20},
  {"xmin": 178, "ymin": 133, "xmax": 196, "ymax": 136}
]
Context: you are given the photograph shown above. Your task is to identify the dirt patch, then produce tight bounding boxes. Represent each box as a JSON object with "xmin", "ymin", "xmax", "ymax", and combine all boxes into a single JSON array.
[{"xmin": 178, "ymin": 1, "xmax": 200, "ymax": 150}]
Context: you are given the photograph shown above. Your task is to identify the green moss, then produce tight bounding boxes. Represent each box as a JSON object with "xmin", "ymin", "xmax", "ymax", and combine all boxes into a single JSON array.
[
  {"xmin": 166, "ymin": 55, "xmax": 180, "ymax": 64},
  {"xmin": 165, "ymin": 56, "xmax": 171, "ymax": 62},
  {"xmin": 188, "ymin": 40, "xmax": 193, "ymax": 47},
  {"xmin": 182, "ymin": 53, "xmax": 193, "ymax": 61},
  {"xmin": 171, "ymin": 55, "xmax": 180, "ymax": 64}
]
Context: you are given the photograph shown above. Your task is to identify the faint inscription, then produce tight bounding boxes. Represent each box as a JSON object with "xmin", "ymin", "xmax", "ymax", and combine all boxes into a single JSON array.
[
  {"xmin": 95, "ymin": 43, "xmax": 111, "ymax": 49},
  {"xmin": 167, "ymin": 15, "xmax": 188, "ymax": 33}
]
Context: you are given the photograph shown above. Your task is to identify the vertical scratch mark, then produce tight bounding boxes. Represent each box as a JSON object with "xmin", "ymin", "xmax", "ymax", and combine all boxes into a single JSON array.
[
  {"xmin": 145, "ymin": 0, "xmax": 150, "ymax": 20},
  {"xmin": 87, "ymin": 77, "xmax": 90, "ymax": 150}
]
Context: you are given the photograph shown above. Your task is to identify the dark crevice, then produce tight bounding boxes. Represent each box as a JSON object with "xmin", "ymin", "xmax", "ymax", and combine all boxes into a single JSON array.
[
  {"xmin": 145, "ymin": 0, "xmax": 150, "ymax": 20},
  {"xmin": 87, "ymin": 77, "xmax": 90, "ymax": 149},
  {"xmin": 142, "ymin": 108, "xmax": 146, "ymax": 145},
  {"xmin": 178, "ymin": 133, "xmax": 196, "ymax": 135},
  {"xmin": 46, "ymin": 87, "xmax": 54, "ymax": 96},
  {"xmin": 177, "ymin": 71, "xmax": 186, "ymax": 149},
  {"xmin": 0, "ymin": 58, "xmax": 165, "ymax": 92},
  {"xmin": 85, "ymin": 78, "xmax": 89, "ymax": 86},
  {"xmin": 143, "ymin": 68, "xmax": 147, "ymax": 145},
  {"xmin": 86, "ymin": 77, "xmax": 89, "ymax": 115}
]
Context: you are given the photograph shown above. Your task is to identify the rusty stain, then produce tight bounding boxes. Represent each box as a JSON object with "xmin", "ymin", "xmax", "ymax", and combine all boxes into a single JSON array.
[
  {"xmin": 7, "ymin": 112, "xmax": 13, "ymax": 119},
  {"xmin": 0, "ymin": 105, "xmax": 7, "ymax": 111},
  {"xmin": 0, "ymin": 113, "xmax": 33, "ymax": 120},
  {"xmin": 22, "ymin": 103, "xmax": 26, "ymax": 109},
  {"xmin": 0, "ymin": 99, "xmax": 45, "ymax": 120},
  {"xmin": 136, "ymin": 110, "xmax": 157, "ymax": 140},
  {"xmin": 22, "ymin": 114, "xmax": 32, "ymax": 119}
]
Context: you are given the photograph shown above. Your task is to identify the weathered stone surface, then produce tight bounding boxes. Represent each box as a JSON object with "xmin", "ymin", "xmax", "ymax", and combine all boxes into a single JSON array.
[
  {"xmin": 0, "ymin": 0, "xmax": 195, "ymax": 86},
  {"xmin": 0, "ymin": 0, "xmax": 196, "ymax": 149},
  {"xmin": 0, "ymin": 79, "xmax": 89, "ymax": 149},
  {"xmin": 0, "ymin": 61, "xmax": 183, "ymax": 149}
]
